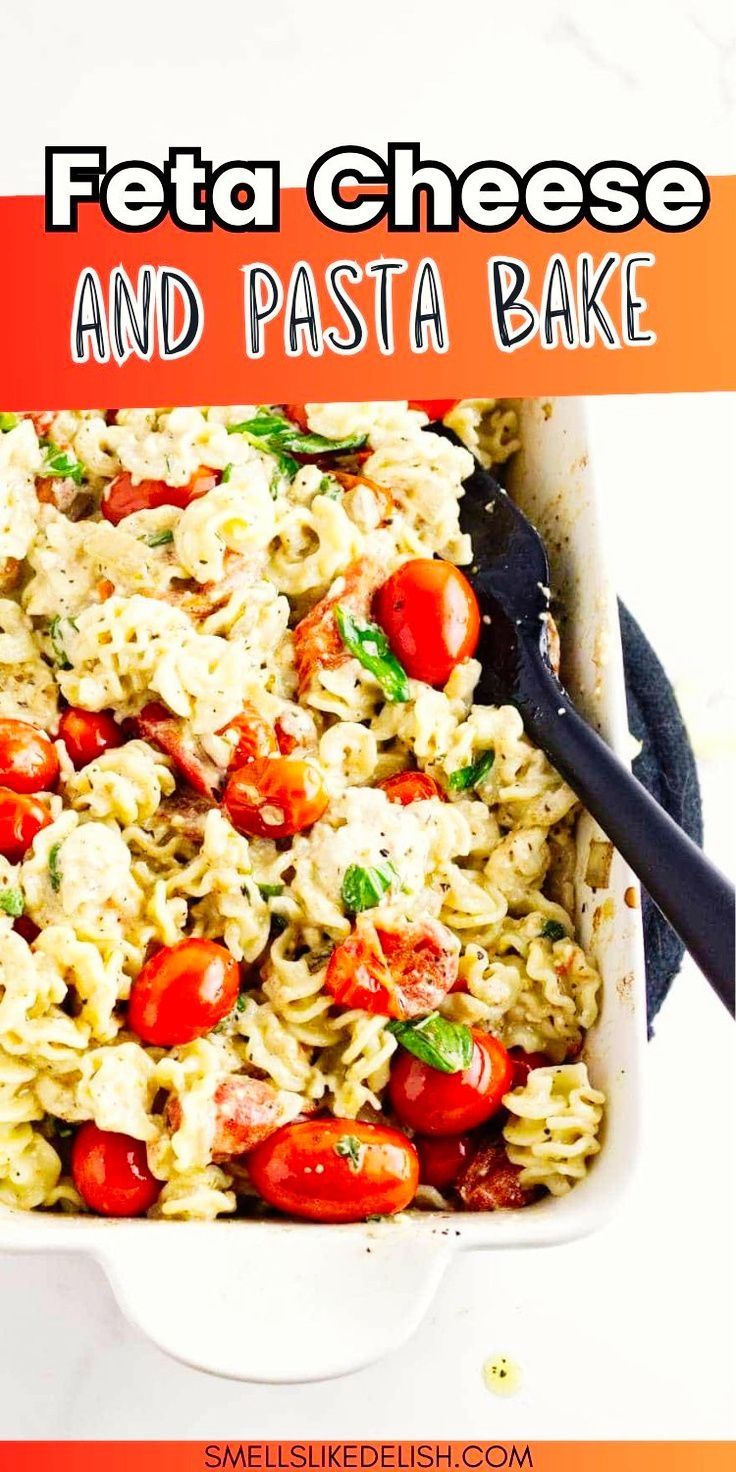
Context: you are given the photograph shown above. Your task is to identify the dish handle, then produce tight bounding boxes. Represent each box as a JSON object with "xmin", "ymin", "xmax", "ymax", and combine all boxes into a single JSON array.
[{"xmin": 96, "ymin": 1221, "xmax": 453, "ymax": 1382}]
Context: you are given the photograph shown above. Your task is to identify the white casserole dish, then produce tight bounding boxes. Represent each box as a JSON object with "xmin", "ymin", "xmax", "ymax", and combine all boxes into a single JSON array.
[{"xmin": 0, "ymin": 397, "xmax": 647, "ymax": 1382}]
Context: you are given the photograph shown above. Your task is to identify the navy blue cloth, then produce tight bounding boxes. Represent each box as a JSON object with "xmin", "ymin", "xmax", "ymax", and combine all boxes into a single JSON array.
[{"xmin": 618, "ymin": 602, "xmax": 702, "ymax": 1031}]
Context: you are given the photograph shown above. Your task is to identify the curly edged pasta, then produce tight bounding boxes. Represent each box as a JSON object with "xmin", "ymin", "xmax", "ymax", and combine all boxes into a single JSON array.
[{"xmin": 0, "ymin": 397, "xmax": 607, "ymax": 1223}]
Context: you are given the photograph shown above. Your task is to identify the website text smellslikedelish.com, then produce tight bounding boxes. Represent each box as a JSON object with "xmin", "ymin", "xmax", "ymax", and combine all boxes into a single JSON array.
[{"xmin": 203, "ymin": 1447, "xmax": 533, "ymax": 1470}]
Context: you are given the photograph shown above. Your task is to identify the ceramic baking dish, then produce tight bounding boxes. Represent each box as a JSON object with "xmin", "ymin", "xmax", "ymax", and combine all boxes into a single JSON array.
[{"xmin": 0, "ymin": 396, "xmax": 647, "ymax": 1382}]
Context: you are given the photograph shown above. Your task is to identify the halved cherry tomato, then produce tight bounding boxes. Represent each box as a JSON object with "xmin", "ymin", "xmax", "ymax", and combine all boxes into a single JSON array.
[
  {"xmin": 389, "ymin": 1029, "xmax": 513, "ymax": 1136},
  {"xmin": 292, "ymin": 557, "xmax": 383, "ymax": 695},
  {"xmin": 223, "ymin": 756, "xmax": 328, "ymax": 840},
  {"xmin": 71, "ymin": 1122, "xmax": 161, "ymax": 1217},
  {"xmin": 59, "ymin": 707, "xmax": 124, "ymax": 769},
  {"xmin": 408, "ymin": 400, "xmax": 458, "ymax": 420},
  {"xmin": 378, "ymin": 771, "xmax": 445, "ymax": 806},
  {"xmin": 247, "ymin": 1118, "xmax": 419, "ymax": 1223},
  {"xmin": 135, "ymin": 702, "xmax": 222, "ymax": 797},
  {"xmin": 324, "ymin": 916, "xmax": 459, "ymax": 1020},
  {"xmin": 128, "ymin": 937, "xmax": 240, "ymax": 1046},
  {"xmin": 373, "ymin": 559, "xmax": 481, "ymax": 687},
  {"xmin": 417, "ymin": 1133, "xmax": 473, "ymax": 1191},
  {"xmin": 101, "ymin": 466, "xmax": 219, "ymax": 525},
  {"xmin": 508, "ymin": 1048, "xmax": 551, "ymax": 1089},
  {"xmin": 222, "ymin": 704, "xmax": 278, "ymax": 768},
  {"xmin": 0, "ymin": 718, "xmax": 59, "ymax": 793},
  {"xmin": 0, "ymin": 788, "xmax": 52, "ymax": 861},
  {"xmin": 167, "ymin": 1075, "xmax": 301, "ymax": 1160},
  {"xmin": 282, "ymin": 403, "xmax": 310, "ymax": 430}
]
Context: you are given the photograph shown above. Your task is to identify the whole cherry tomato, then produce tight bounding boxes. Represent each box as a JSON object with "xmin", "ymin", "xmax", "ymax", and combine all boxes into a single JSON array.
[
  {"xmin": 389, "ymin": 1029, "xmax": 513, "ymax": 1136},
  {"xmin": 407, "ymin": 400, "xmax": 458, "ymax": 420},
  {"xmin": 59, "ymin": 707, "xmax": 124, "ymax": 769},
  {"xmin": 71, "ymin": 1122, "xmax": 161, "ymax": 1217},
  {"xmin": 373, "ymin": 559, "xmax": 481, "ymax": 687},
  {"xmin": 0, "ymin": 787, "xmax": 52, "ymax": 861},
  {"xmin": 223, "ymin": 756, "xmax": 329, "ymax": 839},
  {"xmin": 417, "ymin": 1133, "xmax": 473, "ymax": 1190},
  {"xmin": 324, "ymin": 916, "xmax": 458, "ymax": 1019},
  {"xmin": 247, "ymin": 1118, "xmax": 419, "ymax": 1223},
  {"xmin": 378, "ymin": 771, "xmax": 445, "ymax": 805},
  {"xmin": 0, "ymin": 718, "xmax": 59, "ymax": 793},
  {"xmin": 101, "ymin": 466, "xmax": 219, "ymax": 524},
  {"xmin": 223, "ymin": 705, "xmax": 278, "ymax": 768},
  {"xmin": 128, "ymin": 937, "xmax": 240, "ymax": 1046}
]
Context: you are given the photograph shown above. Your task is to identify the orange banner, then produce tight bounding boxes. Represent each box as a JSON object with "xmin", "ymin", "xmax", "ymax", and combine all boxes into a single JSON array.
[
  {"xmin": 2, "ymin": 1446, "xmax": 735, "ymax": 1472},
  {"xmin": 0, "ymin": 178, "xmax": 734, "ymax": 408}
]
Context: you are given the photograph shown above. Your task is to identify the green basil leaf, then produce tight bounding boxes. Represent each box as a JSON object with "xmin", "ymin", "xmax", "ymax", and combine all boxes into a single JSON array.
[
  {"xmin": 0, "ymin": 886, "xmax": 24, "ymax": 917},
  {"xmin": 0, "ymin": 412, "xmax": 19, "ymax": 432},
  {"xmin": 447, "ymin": 749, "xmax": 496, "ymax": 792},
  {"xmin": 318, "ymin": 474, "xmax": 342, "ymax": 500},
  {"xmin": 334, "ymin": 1134, "xmax": 363, "ymax": 1171},
  {"xmin": 220, "ymin": 462, "xmax": 233, "ymax": 483},
  {"xmin": 341, "ymin": 862, "xmax": 395, "ymax": 914},
  {"xmin": 38, "ymin": 443, "xmax": 85, "ymax": 486},
  {"xmin": 258, "ymin": 882, "xmax": 284, "ymax": 898},
  {"xmin": 228, "ymin": 411, "xmax": 292, "ymax": 438},
  {"xmin": 387, "ymin": 1012, "xmax": 474, "ymax": 1075},
  {"xmin": 48, "ymin": 842, "xmax": 63, "ymax": 893},
  {"xmin": 540, "ymin": 919, "xmax": 567, "ymax": 942},
  {"xmin": 334, "ymin": 605, "xmax": 410, "ymax": 703},
  {"xmin": 144, "ymin": 529, "xmax": 174, "ymax": 547},
  {"xmin": 275, "ymin": 429, "xmax": 367, "ymax": 456},
  {"xmin": 235, "ymin": 992, "xmax": 249, "ymax": 1014},
  {"xmin": 48, "ymin": 615, "xmax": 77, "ymax": 670}
]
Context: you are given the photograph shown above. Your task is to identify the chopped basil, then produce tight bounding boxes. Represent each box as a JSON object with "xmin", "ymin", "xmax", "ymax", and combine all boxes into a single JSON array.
[
  {"xmin": 0, "ymin": 886, "xmax": 24, "ymax": 917},
  {"xmin": 388, "ymin": 1012, "xmax": 473, "ymax": 1075},
  {"xmin": 48, "ymin": 842, "xmax": 63, "ymax": 893},
  {"xmin": 48, "ymin": 615, "xmax": 77, "ymax": 670},
  {"xmin": 220, "ymin": 463, "xmax": 233, "ymax": 483},
  {"xmin": 258, "ymin": 882, "xmax": 284, "ymax": 898},
  {"xmin": 540, "ymin": 919, "xmax": 567, "ymax": 942},
  {"xmin": 275, "ymin": 429, "xmax": 366, "ymax": 456},
  {"xmin": 144, "ymin": 528, "xmax": 174, "ymax": 547},
  {"xmin": 235, "ymin": 993, "xmax": 249, "ymax": 1014},
  {"xmin": 318, "ymin": 474, "xmax": 342, "ymax": 500},
  {"xmin": 38, "ymin": 442, "xmax": 85, "ymax": 486},
  {"xmin": 0, "ymin": 412, "xmax": 19, "ymax": 432},
  {"xmin": 341, "ymin": 862, "xmax": 396, "ymax": 914},
  {"xmin": 334, "ymin": 1134, "xmax": 363, "ymax": 1171},
  {"xmin": 306, "ymin": 948, "xmax": 333, "ymax": 973},
  {"xmin": 227, "ymin": 409, "xmax": 365, "ymax": 482},
  {"xmin": 335, "ymin": 605, "xmax": 409, "ymax": 703},
  {"xmin": 447, "ymin": 749, "xmax": 496, "ymax": 792}
]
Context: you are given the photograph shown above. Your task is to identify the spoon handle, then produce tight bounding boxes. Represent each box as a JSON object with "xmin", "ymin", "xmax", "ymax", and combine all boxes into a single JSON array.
[{"xmin": 518, "ymin": 649, "xmax": 735, "ymax": 1014}]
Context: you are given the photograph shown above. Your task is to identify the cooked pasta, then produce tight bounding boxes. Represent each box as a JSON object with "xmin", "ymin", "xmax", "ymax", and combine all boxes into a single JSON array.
[{"xmin": 0, "ymin": 399, "xmax": 604, "ymax": 1222}]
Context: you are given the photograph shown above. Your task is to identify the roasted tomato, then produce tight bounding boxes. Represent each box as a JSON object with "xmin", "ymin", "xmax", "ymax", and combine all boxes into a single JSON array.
[
  {"xmin": 378, "ymin": 771, "xmax": 445, "ymax": 805},
  {"xmin": 407, "ymin": 400, "xmax": 458, "ymax": 420},
  {"xmin": 165, "ymin": 1074, "xmax": 299, "ymax": 1160},
  {"xmin": 223, "ymin": 756, "xmax": 328, "ymax": 839},
  {"xmin": 71, "ymin": 1122, "xmax": 161, "ymax": 1217},
  {"xmin": 282, "ymin": 403, "xmax": 310, "ymax": 430},
  {"xmin": 330, "ymin": 471, "xmax": 392, "ymax": 525},
  {"xmin": 58, "ymin": 707, "xmax": 124, "ymax": 769},
  {"xmin": 222, "ymin": 705, "xmax": 278, "ymax": 768},
  {"xmin": 373, "ymin": 559, "xmax": 481, "ymax": 687},
  {"xmin": 292, "ymin": 557, "xmax": 383, "ymax": 695},
  {"xmin": 0, "ymin": 718, "xmax": 59, "ymax": 793},
  {"xmin": 416, "ymin": 1133, "xmax": 473, "ymax": 1191},
  {"xmin": 135, "ymin": 702, "xmax": 222, "ymax": 797},
  {"xmin": 508, "ymin": 1048, "xmax": 551, "ymax": 1089},
  {"xmin": 456, "ymin": 1138, "xmax": 533, "ymax": 1211},
  {"xmin": 247, "ymin": 1118, "xmax": 419, "ymax": 1223},
  {"xmin": 128, "ymin": 938, "xmax": 240, "ymax": 1046},
  {"xmin": 389, "ymin": 1029, "xmax": 513, "ymax": 1135},
  {"xmin": 101, "ymin": 466, "xmax": 219, "ymax": 524},
  {"xmin": 324, "ymin": 916, "xmax": 459, "ymax": 1020},
  {"xmin": 0, "ymin": 788, "xmax": 52, "ymax": 861}
]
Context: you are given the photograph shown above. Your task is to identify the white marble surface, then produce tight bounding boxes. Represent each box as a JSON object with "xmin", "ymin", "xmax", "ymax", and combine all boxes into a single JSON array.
[{"xmin": 0, "ymin": 0, "xmax": 734, "ymax": 1441}]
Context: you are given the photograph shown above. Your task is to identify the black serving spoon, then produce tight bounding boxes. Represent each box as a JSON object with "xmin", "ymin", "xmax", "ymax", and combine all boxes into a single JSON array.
[{"xmin": 437, "ymin": 426, "xmax": 735, "ymax": 1015}]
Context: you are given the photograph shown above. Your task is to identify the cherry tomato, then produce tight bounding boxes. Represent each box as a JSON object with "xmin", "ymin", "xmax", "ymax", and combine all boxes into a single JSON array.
[
  {"xmin": 417, "ymin": 1133, "xmax": 473, "ymax": 1190},
  {"xmin": 223, "ymin": 756, "xmax": 328, "ymax": 839},
  {"xmin": 389, "ymin": 1030, "xmax": 514, "ymax": 1136},
  {"xmin": 0, "ymin": 718, "xmax": 59, "ymax": 793},
  {"xmin": 135, "ymin": 702, "xmax": 221, "ymax": 797},
  {"xmin": 247, "ymin": 1118, "xmax": 419, "ymax": 1223},
  {"xmin": 508, "ymin": 1049, "xmax": 551, "ymax": 1089},
  {"xmin": 13, "ymin": 914, "xmax": 40, "ymax": 945},
  {"xmin": 101, "ymin": 466, "xmax": 219, "ymax": 524},
  {"xmin": 0, "ymin": 788, "xmax": 52, "ymax": 861},
  {"xmin": 128, "ymin": 938, "xmax": 240, "ymax": 1046},
  {"xmin": 59, "ymin": 707, "xmax": 124, "ymax": 769},
  {"xmin": 408, "ymin": 400, "xmax": 458, "ymax": 420},
  {"xmin": 324, "ymin": 916, "xmax": 459, "ymax": 1020},
  {"xmin": 378, "ymin": 771, "xmax": 445, "ymax": 805},
  {"xmin": 71, "ymin": 1122, "xmax": 161, "ymax": 1217},
  {"xmin": 223, "ymin": 705, "xmax": 278, "ymax": 768},
  {"xmin": 282, "ymin": 403, "xmax": 310, "ymax": 430},
  {"xmin": 373, "ymin": 559, "xmax": 481, "ymax": 687}
]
